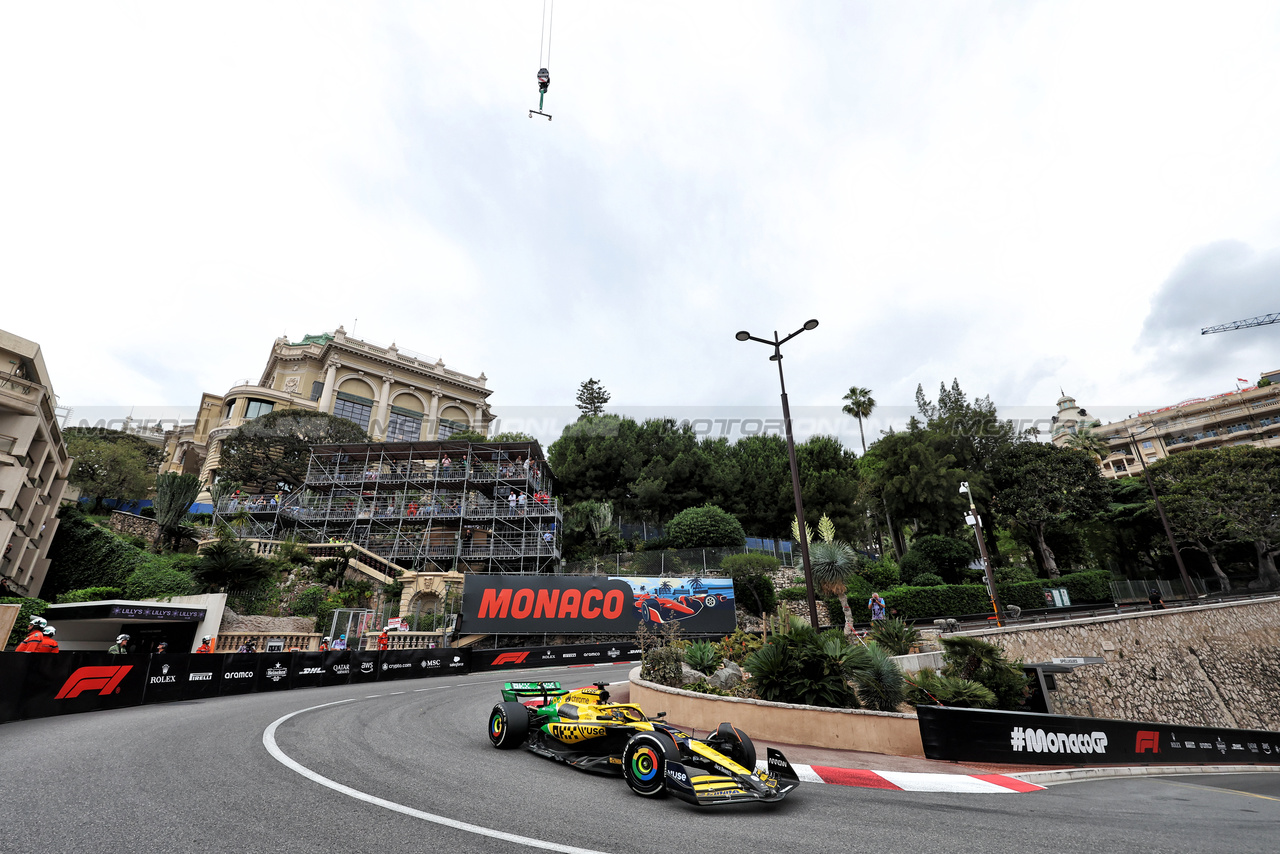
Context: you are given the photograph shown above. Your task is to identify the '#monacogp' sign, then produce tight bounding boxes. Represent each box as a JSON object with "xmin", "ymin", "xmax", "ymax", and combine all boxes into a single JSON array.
[{"xmin": 458, "ymin": 575, "xmax": 736, "ymax": 635}]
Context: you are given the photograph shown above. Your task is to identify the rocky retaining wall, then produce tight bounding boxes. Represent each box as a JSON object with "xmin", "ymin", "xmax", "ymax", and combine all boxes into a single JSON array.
[
  {"xmin": 109, "ymin": 511, "xmax": 160, "ymax": 543},
  {"xmin": 968, "ymin": 597, "xmax": 1280, "ymax": 730}
]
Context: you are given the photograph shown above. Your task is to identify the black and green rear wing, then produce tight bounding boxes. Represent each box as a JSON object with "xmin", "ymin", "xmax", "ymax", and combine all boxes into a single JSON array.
[{"xmin": 501, "ymin": 681, "xmax": 568, "ymax": 704}]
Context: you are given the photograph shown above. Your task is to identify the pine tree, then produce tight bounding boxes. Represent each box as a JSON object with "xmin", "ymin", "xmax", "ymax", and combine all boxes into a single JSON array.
[{"xmin": 575, "ymin": 378, "xmax": 611, "ymax": 418}]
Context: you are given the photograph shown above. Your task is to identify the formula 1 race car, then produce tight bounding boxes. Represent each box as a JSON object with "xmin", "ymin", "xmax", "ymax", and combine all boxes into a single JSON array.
[{"xmin": 487, "ymin": 681, "xmax": 800, "ymax": 806}]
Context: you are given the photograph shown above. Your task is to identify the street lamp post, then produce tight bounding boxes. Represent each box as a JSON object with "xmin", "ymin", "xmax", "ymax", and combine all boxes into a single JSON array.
[
  {"xmin": 736, "ymin": 320, "xmax": 821, "ymax": 629},
  {"xmin": 960, "ymin": 481, "xmax": 1003, "ymax": 624},
  {"xmin": 1112, "ymin": 426, "xmax": 1196, "ymax": 600}
]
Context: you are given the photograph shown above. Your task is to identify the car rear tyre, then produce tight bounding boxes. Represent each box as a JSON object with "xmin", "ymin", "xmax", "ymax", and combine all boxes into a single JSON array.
[
  {"xmin": 623, "ymin": 731, "xmax": 678, "ymax": 798},
  {"xmin": 711, "ymin": 722, "xmax": 757, "ymax": 770},
  {"xmin": 489, "ymin": 701, "xmax": 529, "ymax": 749}
]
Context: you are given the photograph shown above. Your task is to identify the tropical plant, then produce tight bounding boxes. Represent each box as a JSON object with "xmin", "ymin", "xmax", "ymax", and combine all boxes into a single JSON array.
[
  {"xmin": 684, "ymin": 640, "xmax": 722, "ymax": 674},
  {"xmin": 715, "ymin": 629, "xmax": 763, "ymax": 664},
  {"xmin": 193, "ymin": 541, "xmax": 273, "ymax": 592},
  {"xmin": 939, "ymin": 635, "xmax": 1030, "ymax": 710},
  {"xmin": 906, "ymin": 667, "xmax": 996, "ymax": 709},
  {"xmin": 744, "ymin": 623, "xmax": 858, "ymax": 708},
  {"xmin": 869, "ymin": 617, "xmax": 921, "ymax": 656},
  {"xmin": 290, "ymin": 585, "xmax": 329, "ymax": 616},
  {"xmin": 844, "ymin": 641, "xmax": 907, "ymax": 711},
  {"xmin": 207, "ymin": 479, "xmax": 241, "ymax": 508},
  {"xmin": 1065, "ymin": 427, "xmax": 1110, "ymax": 460},
  {"xmin": 152, "ymin": 472, "xmax": 202, "ymax": 550},
  {"xmin": 841, "ymin": 386, "xmax": 876, "ymax": 455},
  {"xmin": 809, "ymin": 538, "xmax": 859, "ymax": 637}
]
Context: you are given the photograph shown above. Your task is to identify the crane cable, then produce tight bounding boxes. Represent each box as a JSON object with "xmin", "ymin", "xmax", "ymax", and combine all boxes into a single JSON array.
[{"xmin": 538, "ymin": 0, "xmax": 554, "ymax": 68}]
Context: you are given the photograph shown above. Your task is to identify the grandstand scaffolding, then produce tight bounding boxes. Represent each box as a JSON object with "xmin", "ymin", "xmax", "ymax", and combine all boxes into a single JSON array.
[{"xmin": 213, "ymin": 439, "xmax": 562, "ymax": 574}]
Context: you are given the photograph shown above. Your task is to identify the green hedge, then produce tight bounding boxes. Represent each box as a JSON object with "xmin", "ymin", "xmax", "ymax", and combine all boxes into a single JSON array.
[
  {"xmin": 2, "ymin": 598, "xmax": 49, "ymax": 649},
  {"xmin": 882, "ymin": 570, "xmax": 1114, "ymax": 619},
  {"xmin": 1056, "ymin": 570, "xmax": 1113, "ymax": 603},
  {"xmin": 43, "ymin": 507, "xmax": 149, "ymax": 597},
  {"xmin": 57, "ymin": 587, "xmax": 124, "ymax": 604}
]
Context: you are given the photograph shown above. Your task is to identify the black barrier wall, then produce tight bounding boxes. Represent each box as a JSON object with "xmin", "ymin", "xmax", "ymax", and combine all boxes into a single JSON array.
[
  {"xmin": 0, "ymin": 642, "xmax": 630, "ymax": 725},
  {"xmin": 918, "ymin": 705, "xmax": 1280, "ymax": 766}
]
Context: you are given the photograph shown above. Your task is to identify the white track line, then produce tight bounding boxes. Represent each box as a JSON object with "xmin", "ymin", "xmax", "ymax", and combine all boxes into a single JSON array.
[{"xmin": 263, "ymin": 696, "xmax": 613, "ymax": 854}]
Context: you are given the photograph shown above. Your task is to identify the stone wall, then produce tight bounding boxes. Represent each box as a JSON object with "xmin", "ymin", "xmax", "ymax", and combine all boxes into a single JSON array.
[
  {"xmin": 967, "ymin": 597, "xmax": 1280, "ymax": 730},
  {"xmin": 218, "ymin": 607, "xmax": 316, "ymax": 635},
  {"xmin": 109, "ymin": 511, "xmax": 160, "ymax": 543}
]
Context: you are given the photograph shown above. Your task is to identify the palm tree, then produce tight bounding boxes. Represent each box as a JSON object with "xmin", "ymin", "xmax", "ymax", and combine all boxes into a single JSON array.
[
  {"xmin": 1065, "ymin": 428, "xmax": 1110, "ymax": 461},
  {"xmin": 841, "ymin": 386, "xmax": 889, "ymax": 556},
  {"xmin": 841, "ymin": 386, "xmax": 876, "ymax": 454},
  {"xmin": 806, "ymin": 514, "xmax": 859, "ymax": 638}
]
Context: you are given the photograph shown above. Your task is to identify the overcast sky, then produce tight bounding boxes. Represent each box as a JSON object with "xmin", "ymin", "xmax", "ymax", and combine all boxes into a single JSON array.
[{"xmin": 4, "ymin": 2, "xmax": 1279, "ymax": 446}]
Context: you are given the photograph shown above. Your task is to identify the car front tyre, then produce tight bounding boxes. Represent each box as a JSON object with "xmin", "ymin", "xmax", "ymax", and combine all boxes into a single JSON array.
[{"xmin": 623, "ymin": 731, "xmax": 678, "ymax": 798}]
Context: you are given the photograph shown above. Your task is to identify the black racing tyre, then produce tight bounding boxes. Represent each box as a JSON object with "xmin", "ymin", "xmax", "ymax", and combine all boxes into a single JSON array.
[
  {"xmin": 712, "ymin": 722, "xmax": 757, "ymax": 770},
  {"xmin": 622, "ymin": 731, "xmax": 679, "ymax": 798},
  {"xmin": 488, "ymin": 701, "xmax": 530, "ymax": 749}
]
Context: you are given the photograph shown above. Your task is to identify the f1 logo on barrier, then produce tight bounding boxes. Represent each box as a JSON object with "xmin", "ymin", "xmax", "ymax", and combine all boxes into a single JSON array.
[
  {"xmin": 491, "ymin": 652, "xmax": 530, "ymax": 666},
  {"xmin": 54, "ymin": 666, "xmax": 133, "ymax": 699},
  {"xmin": 1135, "ymin": 731, "xmax": 1160, "ymax": 754}
]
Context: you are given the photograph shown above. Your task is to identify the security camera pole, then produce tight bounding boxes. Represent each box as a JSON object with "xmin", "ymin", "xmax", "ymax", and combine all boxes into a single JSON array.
[
  {"xmin": 735, "ymin": 320, "xmax": 821, "ymax": 629},
  {"xmin": 960, "ymin": 481, "xmax": 1003, "ymax": 625}
]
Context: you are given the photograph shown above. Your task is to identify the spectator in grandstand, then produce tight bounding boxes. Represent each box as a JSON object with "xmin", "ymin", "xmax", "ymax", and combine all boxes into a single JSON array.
[
  {"xmin": 518, "ymin": 491, "xmax": 527, "ymax": 514},
  {"xmin": 109, "ymin": 634, "xmax": 131, "ymax": 654},
  {"xmin": 36, "ymin": 626, "xmax": 59, "ymax": 653},
  {"xmin": 508, "ymin": 491, "xmax": 518, "ymax": 515},
  {"xmin": 196, "ymin": 635, "xmax": 214, "ymax": 653},
  {"xmin": 441, "ymin": 454, "xmax": 452, "ymax": 475},
  {"xmin": 463, "ymin": 528, "xmax": 473, "ymax": 550}
]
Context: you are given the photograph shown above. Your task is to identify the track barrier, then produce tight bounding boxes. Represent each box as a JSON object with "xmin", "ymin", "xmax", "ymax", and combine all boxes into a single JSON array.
[
  {"xmin": 918, "ymin": 705, "xmax": 1280, "ymax": 767},
  {"xmin": 0, "ymin": 641, "xmax": 641, "ymax": 725}
]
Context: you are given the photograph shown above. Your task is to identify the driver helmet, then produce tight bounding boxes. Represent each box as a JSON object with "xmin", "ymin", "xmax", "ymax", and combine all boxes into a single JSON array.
[
  {"xmin": 43, "ymin": 626, "xmax": 56, "ymax": 637},
  {"xmin": 117, "ymin": 634, "xmax": 131, "ymax": 642}
]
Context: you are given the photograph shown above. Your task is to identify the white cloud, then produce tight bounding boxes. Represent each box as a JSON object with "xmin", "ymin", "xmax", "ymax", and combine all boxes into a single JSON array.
[{"xmin": 3, "ymin": 1, "xmax": 1280, "ymax": 440}]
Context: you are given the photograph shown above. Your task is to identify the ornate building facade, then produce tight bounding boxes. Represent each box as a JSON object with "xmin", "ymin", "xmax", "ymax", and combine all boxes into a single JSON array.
[
  {"xmin": 1050, "ymin": 370, "xmax": 1280, "ymax": 479},
  {"xmin": 161, "ymin": 327, "xmax": 495, "ymax": 489}
]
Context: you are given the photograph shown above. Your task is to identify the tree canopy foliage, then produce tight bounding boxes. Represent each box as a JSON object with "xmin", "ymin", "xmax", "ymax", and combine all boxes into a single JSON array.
[
  {"xmin": 65, "ymin": 434, "xmax": 153, "ymax": 511},
  {"xmin": 218, "ymin": 409, "xmax": 371, "ymax": 490},
  {"xmin": 575, "ymin": 378, "xmax": 611, "ymax": 418}
]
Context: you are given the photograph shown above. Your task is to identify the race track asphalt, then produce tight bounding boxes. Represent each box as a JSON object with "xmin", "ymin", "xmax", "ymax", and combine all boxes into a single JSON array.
[{"xmin": 1, "ymin": 662, "xmax": 1275, "ymax": 854}]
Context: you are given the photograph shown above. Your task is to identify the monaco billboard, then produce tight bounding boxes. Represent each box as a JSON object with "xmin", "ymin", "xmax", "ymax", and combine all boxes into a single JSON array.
[{"xmin": 458, "ymin": 575, "xmax": 736, "ymax": 635}]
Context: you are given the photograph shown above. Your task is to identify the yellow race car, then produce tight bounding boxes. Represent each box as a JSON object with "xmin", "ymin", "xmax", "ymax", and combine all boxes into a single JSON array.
[{"xmin": 487, "ymin": 681, "xmax": 800, "ymax": 806}]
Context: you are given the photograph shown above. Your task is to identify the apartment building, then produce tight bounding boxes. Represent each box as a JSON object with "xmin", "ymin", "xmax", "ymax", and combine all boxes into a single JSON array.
[
  {"xmin": 1050, "ymin": 370, "xmax": 1280, "ymax": 479},
  {"xmin": 0, "ymin": 329, "xmax": 72, "ymax": 598},
  {"xmin": 161, "ymin": 327, "xmax": 495, "ymax": 488}
]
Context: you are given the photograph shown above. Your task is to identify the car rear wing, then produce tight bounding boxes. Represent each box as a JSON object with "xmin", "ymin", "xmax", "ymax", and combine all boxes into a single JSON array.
[{"xmin": 501, "ymin": 681, "xmax": 568, "ymax": 705}]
